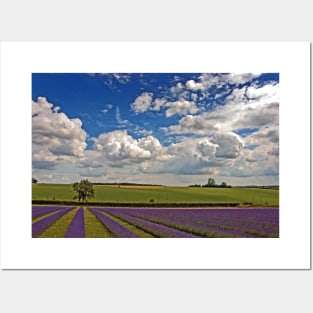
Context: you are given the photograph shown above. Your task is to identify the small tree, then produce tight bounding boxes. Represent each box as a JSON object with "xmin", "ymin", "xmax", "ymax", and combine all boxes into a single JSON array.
[
  {"xmin": 207, "ymin": 178, "xmax": 216, "ymax": 187},
  {"xmin": 72, "ymin": 179, "xmax": 95, "ymax": 202},
  {"xmin": 32, "ymin": 178, "xmax": 38, "ymax": 184}
]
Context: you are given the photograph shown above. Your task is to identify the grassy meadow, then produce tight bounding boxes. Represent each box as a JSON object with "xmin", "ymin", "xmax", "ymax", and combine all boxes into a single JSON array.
[{"xmin": 32, "ymin": 183, "xmax": 279, "ymax": 206}]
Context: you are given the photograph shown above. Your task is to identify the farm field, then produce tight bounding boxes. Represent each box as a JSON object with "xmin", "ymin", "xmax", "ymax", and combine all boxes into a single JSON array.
[
  {"xmin": 32, "ymin": 184, "xmax": 279, "ymax": 206},
  {"xmin": 32, "ymin": 206, "xmax": 279, "ymax": 238}
]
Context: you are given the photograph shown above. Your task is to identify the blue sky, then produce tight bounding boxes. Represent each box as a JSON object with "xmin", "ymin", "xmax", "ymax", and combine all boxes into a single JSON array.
[{"xmin": 32, "ymin": 73, "xmax": 279, "ymax": 185}]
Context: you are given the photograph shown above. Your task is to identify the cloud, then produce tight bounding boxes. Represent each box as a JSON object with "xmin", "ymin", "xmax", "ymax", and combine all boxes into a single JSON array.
[
  {"xmin": 162, "ymin": 103, "xmax": 278, "ymax": 179},
  {"xmin": 244, "ymin": 126, "xmax": 279, "ymax": 146},
  {"xmin": 221, "ymin": 150, "xmax": 279, "ymax": 178},
  {"xmin": 133, "ymin": 127, "xmax": 153, "ymax": 137},
  {"xmin": 164, "ymin": 82, "xmax": 279, "ymax": 135},
  {"xmin": 212, "ymin": 132, "xmax": 244, "ymax": 159},
  {"xmin": 268, "ymin": 147, "xmax": 279, "ymax": 156},
  {"xmin": 78, "ymin": 151, "xmax": 104, "ymax": 169},
  {"xmin": 225, "ymin": 73, "xmax": 261, "ymax": 85},
  {"xmin": 131, "ymin": 92, "xmax": 154, "ymax": 113},
  {"xmin": 101, "ymin": 103, "xmax": 113, "ymax": 114},
  {"xmin": 185, "ymin": 74, "xmax": 219, "ymax": 91},
  {"xmin": 152, "ymin": 98, "xmax": 167, "ymax": 111},
  {"xmin": 225, "ymin": 87, "xmax": 247, "ymax": 104},
  {"xmin": 185, "ymin": 73, "xmax": 260, "ymax": 93},
  {"xmin": 242, "ymin": 126, "xmax": 279, "ymax": 166},
  {"xmin": 186, "ymin": 80, "xmax": 206, "ymax": 91},
  {"xmin": 31, "ymin": 172, "xmax": 75, "ymax": 183},
  {"xmin": 93, "ymin": 130, "xmax": 153, "ymax": 163},
  {"xmin": 220, "ymin": 127, "xmax": 279, "ymax": 177},
  {"xmin": 34, "ymin": 125, "xmax": 277, "ymax": 184},
  {"xmin": 32, "ymin": 159, "xmax": 58, "ymax": 170},
  {"xmin": 164, "ymin": 100, "xmax": 199, "ymax": 117},
  {"xmin": 246, "ymin": 83, "xmax": 278, "ymax": 100},
  {"xmin": 137, "ymin": 135, "xmax": 162, "ymax": 153},
  {"xmin": 112, "ymin": 73, "xmax": 131, "ymax": 84},
  {"xmin": 131, "ymin": 73, "xmax": 263, "ymax": 119},
  {"xmin": 79, "ymin": 167, "xmax": 106, "ymax": 177},
  {"xmin": 116, "ymin": 106, "xmax": 129, "ymax": 126},
  {"xmin": 138, "ymin": 134, "xmax": 245, "ymax": 176},
  {"xmin": 149, "ymin": 138, "xmax": 219, "ymax": 175},
  {"xmin": 164, "ymin": 113, "xmax": 222, "ymax": 135},
  {"xmin": 91, "ymin": 73, "xmax": 131, "ymax": 89},
  {"xmin": 32, "ymin": 97, "xmax": 87, "ymax": 169},
  {"xmin": 131, "ymin": 93, "xmax": 199, "ymax": 118},
  {"xmin": 170, "ymin": 82, "xmax": 184, "ymax": 95},
  {"xmin": 85, "ymin": 131, "xmax": 172, "ymax": 172}
]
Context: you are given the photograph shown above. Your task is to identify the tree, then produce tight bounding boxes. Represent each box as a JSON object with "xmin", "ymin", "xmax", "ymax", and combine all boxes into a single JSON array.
[
  {"xmin": 207, "ymin": 178, "xmax": 216, "ymax": 187},
  {"xmin": 221, "ymin": 182, "xmax": 227, "ymax": 188},
  {"xmin": 32, "ymin": 178, "xmax": 38, "ymax": 183},
  {"xmin": 72, "ymin": 179, "xmax": 95, "ymax": 202}
]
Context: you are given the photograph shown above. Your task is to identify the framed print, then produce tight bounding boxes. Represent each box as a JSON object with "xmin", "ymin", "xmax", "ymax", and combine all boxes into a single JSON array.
[{"xmin": 0, "ymin": 42, "xmax": 310, "ymax": 269}]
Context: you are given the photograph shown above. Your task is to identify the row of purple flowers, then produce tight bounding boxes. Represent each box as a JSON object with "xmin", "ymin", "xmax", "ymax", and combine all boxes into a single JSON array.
[
  {"xmin": 64, "ymin": 207, "xmax": 85, "ymax": 238},
  {"xmin": 100, "ymin": 208, "xmax": 279, "ymax": 238},
  {"xmin": 32, "ymin": 206, "xmax": 279, "ymax": 238},
  {"xmin": 88, "ymin": 208, "xmax": 140, "ymax": 238},
  {"xmin": 32, "ymin": 206, "xmax": 69, "ymax": 219},
  {"xmin": 32, "ymin": 207, "xmax": 75, "ymax": 237},
  {"xmin": 99, "ymin": 208, "xmax": 199, "ymax": 238}
]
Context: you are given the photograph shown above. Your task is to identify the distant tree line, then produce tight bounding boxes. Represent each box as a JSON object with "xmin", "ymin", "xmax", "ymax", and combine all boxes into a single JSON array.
[
  {"xmin": 92, "ymin": 182, "xmax": 164, "ymax": 187},
  {"xmin": 189, "ymin": 178, "xmax": 231, "ymax": 188}
]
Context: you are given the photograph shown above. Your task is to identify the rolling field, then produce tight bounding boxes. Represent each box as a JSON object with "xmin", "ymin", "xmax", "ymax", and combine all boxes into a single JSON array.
[
  {"xmin": 32, "ymin": 184, "xmax": 279, "ymax": 206},
  {"xmin": 32, "ymin": 206, "xmax": 279, "ymax": 238}
]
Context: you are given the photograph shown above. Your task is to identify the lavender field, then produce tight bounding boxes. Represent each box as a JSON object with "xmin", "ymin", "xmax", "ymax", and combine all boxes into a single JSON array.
[{"xmin": 32, "ymin": 206, "xmax": 279, "ymax": 238}]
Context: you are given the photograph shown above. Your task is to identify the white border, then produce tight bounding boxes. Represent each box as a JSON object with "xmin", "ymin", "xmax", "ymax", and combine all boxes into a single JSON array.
[{"xmin": 0, "ymin": 42, "xmax": 310, "ymax": 269}]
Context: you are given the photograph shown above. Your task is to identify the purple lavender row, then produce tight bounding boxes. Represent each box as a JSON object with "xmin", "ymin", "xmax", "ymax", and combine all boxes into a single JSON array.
[
  {"xmin": 64, "ymin": 208, "xmax": 85, "ymax": 238},
  {"xmin": 32, "ymin": 206, "xmax": 65, "ymax": 219},
  {"xmin": 120, "ymin": 208, "xmax": 279, "ymax": 228},
  {"xmin": 89, "ymin": 208, "xmax": 140, "ymax": 238},
  {"xmin": 107, "ymin": 208, "xmax": 228, "ymax": 237},
  {"xmin": 101, "ymin": 209, "xmax": 199, "ymax": 238},
  {"xmin": 129, "ymin": 208, "xmax": 279, "ymax": 230},
  {"xmin": 162, "ymin": 209, "xmax": 279, "ymax": 234},
  {"xmin": 32, "ymin": 207, "xmax": 74, "ymax": 237},
  {"xmin": 112, "ymin": 208, "xmax": 279, "ymax": 238},
  {"xmin": 126, "ymin": 208, "xmax": 279, "ymax": 236},
  {"xmin": 175, "ymin": 208, "xmax": 277, "ymax": 236}
]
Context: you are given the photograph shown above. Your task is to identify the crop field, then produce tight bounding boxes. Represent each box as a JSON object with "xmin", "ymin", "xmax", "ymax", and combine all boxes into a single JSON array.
[
  {"xmin": 32, "ymin": 206, "xmax": 279, "ymax": 238},
  {"xmin": 32, "ymin": 184, "xmax": 279, "ymax": 206}
]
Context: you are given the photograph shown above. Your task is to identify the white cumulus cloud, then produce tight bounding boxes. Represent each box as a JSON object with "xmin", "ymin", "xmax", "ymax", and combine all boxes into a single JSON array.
[
  {"xmin": 93, "ymin": 130, "xmax": 153, "ymax": 163},
  {"xmin": 164, "ymin": 100, "xmax": 199, "ymax": 117},
  {"xmin": 164, "ymin": 82, "xmax": 279, "ymax": 135},
  {"xmin": 212, "ymin": 132, "xmax": 244, "ymax": 159},
  {"xmin": 32, "ymin": 97, "xmax": 87, "ymax": 169},
  {"xmin": 131, "ymin": 92, "xmax": 154, "ymax": 113}
]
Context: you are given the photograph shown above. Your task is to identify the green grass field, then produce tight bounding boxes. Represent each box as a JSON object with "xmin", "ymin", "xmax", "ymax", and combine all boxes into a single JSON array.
[{"xmin": 32, "ymin": 184, "xmax": 279, "ymax": 206}]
